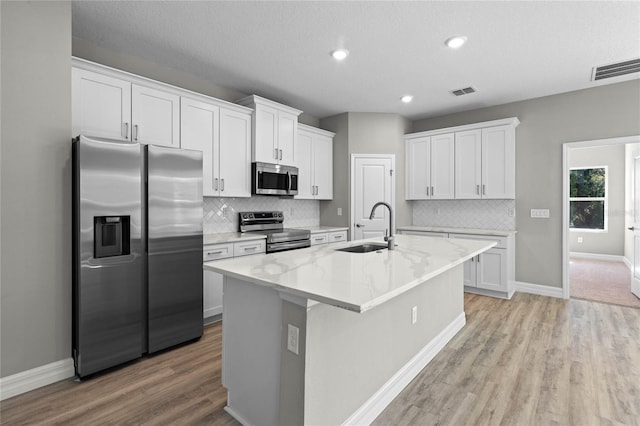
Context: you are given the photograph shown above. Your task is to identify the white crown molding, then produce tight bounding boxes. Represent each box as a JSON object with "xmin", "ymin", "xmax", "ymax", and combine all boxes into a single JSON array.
[{"xmin": 405, "ymin": 117, "xmax": 520, "ymax": 139}]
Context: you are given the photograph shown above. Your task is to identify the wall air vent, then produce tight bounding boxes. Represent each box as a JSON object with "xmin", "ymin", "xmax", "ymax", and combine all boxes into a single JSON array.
[
  {"xmin": 450, "ymin": 86, "xmax": 476, "ymax": 96},
  {"xmin": 592, "ymin": 58, "xmax": 640, "ymax": 81}
]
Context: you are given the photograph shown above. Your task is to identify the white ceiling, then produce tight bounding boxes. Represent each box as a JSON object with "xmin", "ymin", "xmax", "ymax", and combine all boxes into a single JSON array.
[{"xmin": 72, "ymin": 1, "xmax": 640, "ymax": 121}]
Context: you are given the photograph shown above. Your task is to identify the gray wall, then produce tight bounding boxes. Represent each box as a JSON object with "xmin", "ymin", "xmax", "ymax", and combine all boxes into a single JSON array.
[
  {"xmin": 1, "ymin": 1, "xmax": 72, "ymax": 377},
  {"xmin": 319, "ymin": 113, "xmax": 350, "ymax": 230},
  {"xmin": 412, "ymin": 80, "xmax": 640, "ymax": 288},
  {"xmin": 73, "ymin": 37, "xmax": 320, "ymax": 127},
  {"xmin": 319, "ymin": 112, "xmax": 412, "ymax": 236},
  {"xmin": 569, "ymin": 145, "xmax": 625, "ymax": 255}
]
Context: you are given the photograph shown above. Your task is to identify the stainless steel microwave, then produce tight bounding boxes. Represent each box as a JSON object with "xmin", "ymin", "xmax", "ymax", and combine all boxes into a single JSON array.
[{"xmin": 252, "ymin": 162, "xmax": 299, "ymax": 196}]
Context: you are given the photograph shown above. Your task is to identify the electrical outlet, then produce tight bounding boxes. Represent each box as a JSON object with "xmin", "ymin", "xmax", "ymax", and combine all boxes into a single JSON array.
[
  {"xmin": 221, "ymin": 206, "xmax": 228, "ymax": 219},
  {"xmin": 508, "ymin": 208, "xmax": 515, "ymax": 217},
  {"xmin": 287, "ymin": 324, "xmax": 299, "ymax": 355},
  {"xmin": 411, "ymin": 306, "xmax": 418, "ymax": 325},
  {"xmin": 337, "ymin": 207, "xmax": 342, "ymax": 216},
  {"xmin": 578, "ymin": 237, "xmax": 583, "ymax": 243}
]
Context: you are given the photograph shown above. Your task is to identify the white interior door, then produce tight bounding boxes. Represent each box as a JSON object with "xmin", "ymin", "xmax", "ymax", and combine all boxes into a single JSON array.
[
  {"xmin": 632, "ymin": 156, "xmax": 640, "ymax": 299},
  {"xmin": 352, "ymin": 155, "xmax": 394, "ymax": 240}
]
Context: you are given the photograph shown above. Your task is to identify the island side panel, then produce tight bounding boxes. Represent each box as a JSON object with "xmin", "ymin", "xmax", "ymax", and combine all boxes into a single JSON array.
[
  {"xmin": 303, "ymin": 266, "xmax": 464, "ymax": 425},
  {"xmin": 222, "ymin": 277, "xmax": 283, "ymax": 426},
  {"xmin": 278, "ymin": 300, "xmax": 308, "ymax": 426}
]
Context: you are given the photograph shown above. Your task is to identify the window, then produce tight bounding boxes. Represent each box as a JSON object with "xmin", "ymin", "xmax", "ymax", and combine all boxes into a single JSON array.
[{"xmin": 569, "ymin": 167, "xmax": 607, "ymax": 231}]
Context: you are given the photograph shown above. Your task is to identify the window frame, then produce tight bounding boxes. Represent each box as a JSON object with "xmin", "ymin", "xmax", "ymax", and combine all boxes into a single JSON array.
[{"xmin": 569, "ymin": 165, "xmax": 608, "ymax": 233}]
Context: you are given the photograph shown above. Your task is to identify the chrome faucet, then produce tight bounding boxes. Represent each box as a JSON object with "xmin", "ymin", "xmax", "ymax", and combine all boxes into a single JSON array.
[{"xmin": 369, "ymin": 201, "xmax": 395, "ymax": 250}]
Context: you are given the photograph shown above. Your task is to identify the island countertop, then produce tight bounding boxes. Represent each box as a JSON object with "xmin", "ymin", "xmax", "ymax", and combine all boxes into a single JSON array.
[{"xmin": 204, "ymin": 234, "xmax": 495, "ymax": 313}]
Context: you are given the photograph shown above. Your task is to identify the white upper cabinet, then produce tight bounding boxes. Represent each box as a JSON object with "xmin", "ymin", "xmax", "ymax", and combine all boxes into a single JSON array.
[
  {"xmin": 481, "ymin": 125, "xmax": 515, "ymax": 199},
  {"xmin": 181, "ymin": 97, "xmax": 251, "ymax": 197},
  {"xmin": 455, "ymin": 124, "xmax": 515, "ymax": 199},
  {"xmin": 454, "ymin": 129, "xmax": 483, "ymax": 199},
  {"xmin": 236, "ymin": 95, "xmax": 302, "ymax": 166},
  {"xmin": 180, "ymin": 97, "xmax": 219, "ymax": 196},
  {"xmin": 72, "ymin": 67, "xmax": 131, "ymax": 140},
  {"xmin": 73, "ymin": 58, "xmax": 252, "ymax": 198},
  {"xmin": 405, "ymin": 117, "xmax": 519, "ymax": 200},
  {"xmin": 218, "ymin": 108, "xmax": 251, "ymax": 197},
  {"xmin": 131, "ymin": 84, "xmax": 180, "ymax": 148},
  {"xmin": 405, "ymin": 133, "xmax": 455, "ymax": 200},
  {"xmin": 296, "ymin": 124, "xmax": 334, "ymax": 200}
]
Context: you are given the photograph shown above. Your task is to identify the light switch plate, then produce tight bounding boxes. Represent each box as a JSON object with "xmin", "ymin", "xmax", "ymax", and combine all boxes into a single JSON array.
[{"xmin": 530, "ymin": 209, "xmax": 550, "ymax": 218}]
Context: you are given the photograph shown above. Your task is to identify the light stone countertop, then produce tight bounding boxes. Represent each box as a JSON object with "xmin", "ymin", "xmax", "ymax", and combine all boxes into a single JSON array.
[
  {"xmin": 295, "ymin": 225, "xmax": 349, "ymax": 234},
  {"xmin": 203, "ymin": 232, "xmax": 266, "ymax": 245},
  {"xmin": 204, "ymin": 234, "xmax": 495, "ymax": 313},
  {"xmin": 397, "ymin": 225, "xmax": 517, "ymax": 237}
]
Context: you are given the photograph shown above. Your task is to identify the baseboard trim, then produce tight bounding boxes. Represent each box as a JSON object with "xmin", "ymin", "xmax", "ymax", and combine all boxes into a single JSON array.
[
  {"xmin": 224, "ymin": 405, "xmax": 255, "ymax": 426},
  {"xmin": 514, "ymin": 281, "xmax": 564, "ymax": 299},
  {"xmin": 342, "ymin": 312, "xmax": 466, "ymax": 426},
  {"xmin": 570, "ymin": 252, "xmax": 625, "ymax": 262},
  {"xmin": 623, "ymin": 256, "xmax": 632, "ymax": 270},
  {"xmin": 0, "ymin": 358, "xmax": 75, "ymax": 401}
]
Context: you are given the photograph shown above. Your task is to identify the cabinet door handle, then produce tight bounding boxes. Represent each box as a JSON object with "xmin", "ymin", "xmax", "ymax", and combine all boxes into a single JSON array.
[
  {"xmin": 471, "ymin": 256, "xmax": 475, "ymax": 262},
  {"xmin": 482, "ymin": 184, "xmax": 486, "ymax": 195},
  {"xmin": 274, "ymin": 148, "xmax": 278, "ymax": 159},
  {"xmin": 214, "ymin": 178, "xmax": 219, "ymax": 191},
  {"xmin": 476, "ymin": 184, "xmax": 480, "ymax": 195},
  {"xmin": 431, "ymin": 186, "xmax": 434, "ymax": 196},
  {"xmin": 279, "ymin": 149, "xmax": 283, "ymax": 160},
  {"xmin": 426, "ymin": 187, "xmax": 429, "ymax": 196},
  {"xmin": 133, "ymin": 124, "xmax": 139, "ymax": 141},
  {"xmin": 315, "ymin": 185, "xmax": 319, "ymax": 195},
  {"xmin": 221, "ymin": 179, "xmax": 225, "ymax": 192},
  {"xmin": 477, "ymin": 255, "xmax": 481, "ymax": 263},
  {"xmin": 123, "ymin": 122, "xmax": 129, "ymax": 139}
]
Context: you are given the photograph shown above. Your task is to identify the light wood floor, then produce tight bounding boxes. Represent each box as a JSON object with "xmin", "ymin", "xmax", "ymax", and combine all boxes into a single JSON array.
[{"xmin": 2, "ymin": 293, "xmax": 639, "ymax": 425}]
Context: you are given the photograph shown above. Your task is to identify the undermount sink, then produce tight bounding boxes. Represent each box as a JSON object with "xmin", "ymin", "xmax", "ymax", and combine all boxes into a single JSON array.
[{"xmin": 335, "ymin": 243, "xmax": 388, "ymax": 253}]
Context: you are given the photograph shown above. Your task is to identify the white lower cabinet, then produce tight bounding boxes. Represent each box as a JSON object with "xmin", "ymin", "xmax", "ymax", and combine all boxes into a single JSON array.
[
  {"xmin": 310, "ymin": 230, "xmax": 348, "ymax": 246},
  {"xmin": 399, "ymin": 229, "xmax": 515, "ymax": 298},
  {"xmin": 203, "ymin": 239, "xmax": 266, "ymax": 319}
]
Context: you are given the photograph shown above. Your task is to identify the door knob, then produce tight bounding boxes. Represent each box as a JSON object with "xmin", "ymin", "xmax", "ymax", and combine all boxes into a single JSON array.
[
  {"xmin": 355, "ymin": 224, "xmax": 365, "ymax": 228},
  {"xmin": 629, "ymin": 227, "xmax": 636, "ymax": 231}
]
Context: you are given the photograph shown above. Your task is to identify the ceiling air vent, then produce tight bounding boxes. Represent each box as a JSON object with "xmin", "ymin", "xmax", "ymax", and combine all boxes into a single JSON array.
[
  {"xmin": 450, "ymin": 86, "xmax": 476, "ymax": 96},
  {"xmin": 592, "ymin": 58, "xmax": 640, "ymax": 81}
]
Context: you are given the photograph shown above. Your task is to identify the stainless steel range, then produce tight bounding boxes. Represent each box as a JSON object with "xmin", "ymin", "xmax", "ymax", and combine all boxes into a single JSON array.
[{"xmin": 239, "ymin": 211, "xmax": 310, "ymax": 253}]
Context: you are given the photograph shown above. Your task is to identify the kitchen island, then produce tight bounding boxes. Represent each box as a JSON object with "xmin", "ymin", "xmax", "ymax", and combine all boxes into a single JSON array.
[{"xmin": 204, "ymin": 234, "xmax": 495, "ymax": 425}]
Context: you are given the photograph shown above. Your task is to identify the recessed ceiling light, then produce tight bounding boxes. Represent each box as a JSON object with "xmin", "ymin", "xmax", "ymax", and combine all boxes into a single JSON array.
[
  {"xmin": 331, "ymin": 49, "xmax": 349, "ymax": 61},
  {"xmin": 401, "ymin": 95, "xmax": 413, "ymax": 103},
  {"xmin": 445, "ymin": 36, "xmax": 467, "ymax": 49}
]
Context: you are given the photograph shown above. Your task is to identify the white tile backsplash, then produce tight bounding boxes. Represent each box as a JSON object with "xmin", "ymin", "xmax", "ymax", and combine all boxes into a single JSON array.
[
  {"xmin": 412, "ymin": 199, "xmax": 516, "ymax": 230},
  {"xmin": 204, "ymin": 196, "xmax": 320, "ymax": 234}
]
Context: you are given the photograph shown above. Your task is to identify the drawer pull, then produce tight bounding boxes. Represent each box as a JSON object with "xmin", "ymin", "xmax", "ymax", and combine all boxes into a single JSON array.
[
  {"xmin": 244, "ymin": 247, "xmax": 257, "ymax": 251},
  {"xmin": 207, "ymin": 250, "xmax": 223, "ymax": 255},
  {"xmin": 333, "ymin": 235, "xmax": 342, "ymax": 239},
  {"xmin": 314, "ymin": 238, "xmax": 324, "ymax": 241}
]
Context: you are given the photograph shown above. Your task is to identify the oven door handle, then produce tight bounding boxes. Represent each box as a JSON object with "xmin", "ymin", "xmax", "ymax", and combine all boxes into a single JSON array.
[{"xmin": 267, "ymin": 240, "xmax": 311, "ymax": 252}]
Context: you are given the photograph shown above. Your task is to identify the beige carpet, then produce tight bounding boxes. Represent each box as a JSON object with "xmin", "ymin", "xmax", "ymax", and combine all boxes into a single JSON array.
[{"xmin": 570, "ymin": 257, "xmax": 640, "ymax": 308}]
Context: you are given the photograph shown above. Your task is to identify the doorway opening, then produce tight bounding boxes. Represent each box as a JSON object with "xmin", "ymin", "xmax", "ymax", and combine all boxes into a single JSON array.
[{"xmin": 562, "ymin": 135, "xmax": 640, "ymax": 308}]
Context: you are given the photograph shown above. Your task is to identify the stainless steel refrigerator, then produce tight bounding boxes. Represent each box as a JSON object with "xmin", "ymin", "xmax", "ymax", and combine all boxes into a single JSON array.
[{"xmin": 72, "ymin": 135, "xmax": 203, "ymax": 378}]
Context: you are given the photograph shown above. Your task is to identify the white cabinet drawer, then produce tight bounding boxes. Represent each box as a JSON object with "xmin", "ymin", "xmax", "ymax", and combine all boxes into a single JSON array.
[
  {"xmin": 233, "ymin": 240, "xmax": 266, "ymax": 257},
  {"xmin": 311, "ymin": 233, "xmax": 329, "ymax": 245},
  {"xmin": 203, "ymin": 243, "xmax": 234, "ymax": 261},
  {"xmin": 449, "ymin": 233, "xmax": 508, "ymax": 249},
  {"xmin": 328, "ymin": 231, "xmax": 347, "ymax": 243}
]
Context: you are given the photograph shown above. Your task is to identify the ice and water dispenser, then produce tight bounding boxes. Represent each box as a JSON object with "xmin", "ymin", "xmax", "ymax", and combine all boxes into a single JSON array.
[{"xmin": 93, "ymin": 216, "xmax": 130, "ymax": 258}]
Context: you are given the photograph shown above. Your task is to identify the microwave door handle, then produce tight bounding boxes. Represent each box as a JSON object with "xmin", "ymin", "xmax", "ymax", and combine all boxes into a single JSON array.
[{"xmin": 286, "ymin": 171, "xmax": 291, "ymax": 193}]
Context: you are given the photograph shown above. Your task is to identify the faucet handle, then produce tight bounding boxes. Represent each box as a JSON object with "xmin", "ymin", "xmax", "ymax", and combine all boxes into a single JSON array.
[{"xmin": 384, "ymin": 228, "xmax": 389, "ymax": 242}]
